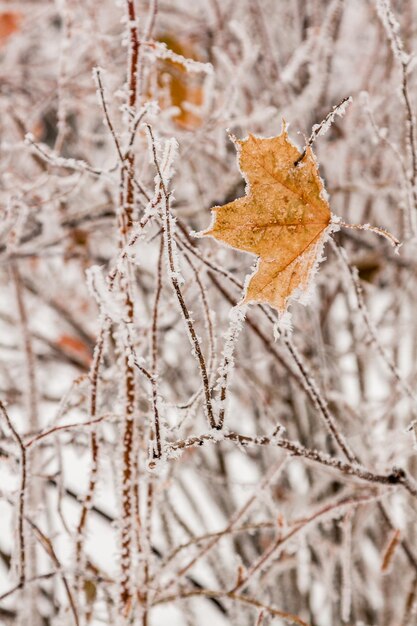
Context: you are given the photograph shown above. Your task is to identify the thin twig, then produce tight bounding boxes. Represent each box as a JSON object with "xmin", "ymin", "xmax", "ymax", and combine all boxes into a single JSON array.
[
  {"xmin": 0, "ymin": 401, "xmax": 27, "ymax": 585},
  {"xmin": 146, "ymin": 123, "xmax": 216, "ymax": 429}
]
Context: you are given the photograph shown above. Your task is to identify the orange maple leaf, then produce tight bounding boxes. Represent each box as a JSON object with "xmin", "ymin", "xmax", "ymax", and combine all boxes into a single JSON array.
[{"xmin": 202, "ymin": 125, "xmax": 332, "ymax": 313}]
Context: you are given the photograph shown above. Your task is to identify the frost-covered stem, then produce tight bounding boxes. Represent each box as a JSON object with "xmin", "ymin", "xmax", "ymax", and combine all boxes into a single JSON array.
[
  {"xmin": 256, "ymin": 611, "xmax": 265, "ymax": 626},
  {"xmin": 93, "ymin": 66, "xmax": 150, "ymax": 206},
  {"xmin": 0, "ymin": 401, "xmax": 27, "ymax": 585},
  {"xmin": 283, "ymin": 333, "xmax": 356, "ymax": 463},
  {"xmin": 119, "ymin": 337, "xmax": 136, "ymax": 615},
  {"xmin": 340, "ymin": 511, "xmax": 352, "ymax": 622},
  {"xmin": 332, "ymin": 241, "xmax": 417, "ymax": 405},
  {"xmin": 182, "ymin": 251, "xmax": 216, "ymax": 381},
  {"xmin": 164, "ymin": 431, "xmax": 413, "ymax": 492},
  {"xmin": 158, "ymin": 489, "xmax": 372, "ymax": 577},
  {"xmin": 340, "ymin": 220, "xmax": 400, "ymax": 249},
  {"xmin": 269, "ymin": 280, "xmax": 417, "ymax": 573},
  {"xmin": 117, "ymin": 1, "xmax": 141, "ymax": 613},
  {"xmin": 155, "ymin": 589, "xmax": 309, "ymax": 626},
  {"xmin": 159, "ymin": 524, "xmax": 278, "ymax": 571},
  {"xmin": 177, "ymin": 222, "xmax": 243, "ymax": 290},
  {"xmin": 115, "ymin": 174, "xmax": 137, "ymax": 617},
  {"xmin": 141, "ymin": 479, "xmax": 154, "ymax": 626},
  {"xmin": 145, "ymin": 0, "xmax": 158, "ymax": 41},
  {"xmin": 26, "ymin": 516, "xmax": 79, "ymax": 626},
  {"xmin": 126, "ymin": 0, "xmax": 139, "ymax": 106},
  {"xmin": 376, "ymin": 0, "xmax": 417, "ymax": 234},
  {"xmin": 0, "ymin": 571, "xmax": 56, "ymax": 603},
  {"xmin": 76, "ymin": 430, "xmax": 99, "ymax": 551},
  {"xmin": 94, "ymin": 67, "xmax": 124, "ymax": 163},
  {"xmin": 209, "ymin": 273, "xmax": 414, "ymax": 517},
  {"xmin": 108, "ymin": 190, "xmax": 161, "ymax": 292},
  {"xmin": 10, "ymin": 262, "xmax": 39, "ymax": 618},
  {"xmin": 54, "ymin": 1, "xmax": 71, "ymax": 154},
  {"xmin": 230, "ymin": 488, "xmax": 376, "ymax": 595},
  {"xmin": 150, "ymin": 240, "xmax": 163, "ymax": 459},
  {"xmin": 295, "ymin": 96, "xmax": 352, "ymax": 165},
  {"xmin": 146, "ymin": 124, "xmax": 216, "ymax": 429},
  {"xmin": 132, "ymin": 436, "xmax": 142, "ymax": 562},
  {"xmin": 399, "ymin": 575, "xmax": 417, "ymax": 625},
  {"xmin": 156, "ymin": 426, "xmax": 417, "ymax": 598},
  {"xmin": 11, "ymin": 263, "xmax": 38, "ymax": 442},
  {"xmin": 215, "ymin": 307, "xmax": 246, "ymax": 429},
  {"xmin": 363, "ymin": 94, "xmax": 411, "ymax": 234},
  {"xmin": 25, "ymin": 414, "xmax": 109, "ymax": 448},
  {"xmin": 25, "ymin": 134, "xmax": 106, "ymax": 177},
  {"xmin": 252, "ymin": 0, "xmax": 280, "ymax": 81},
  {"xmin": 401, "ymin": 62, "xmax": 417, "ymax": 227},
  {"xmin": 136, "ymin": 0, "xmax": 158, "ymax": 101},
  {"xmin": 153, "ymin": 459, "xmax": 285, "ymax": 588},
  {"xmin": 208, "ymin": 273, "xmax": 297, "ymax": 377},
  {"xmin": 124, "ymin": 0, "xmax": 140, "ymax": 230},
  {"xmin": 166, "ymin": 222, "xmax": 216, "ymax": 430},
  {"xmin": 379, "ymin": 505, "xmax": 417, "ymax": 570},
  {"xmin": 124, "ymin": 108, "xmax": 153, "ymax": 163},
  {"xmin": 75, "ymin": 320, "xmax": 107, "ymax": 595}
]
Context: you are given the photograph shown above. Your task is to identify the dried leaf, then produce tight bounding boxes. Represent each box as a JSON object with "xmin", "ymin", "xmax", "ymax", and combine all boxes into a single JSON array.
[
  {"xmin": 83, "ymin": 579, "xmax": 97, "ymax": 604},
  {"xmin": 157, "ymin": 35, "xmax": 204, "ymax": 129},
  {"xmin": 57, "ymin": 334, "xmax": 92, "ymax": 365},
  {"xmin": 381, "ymin": 528, "xmax": 401, "ymax": 573},
  {"xmin": 0, "ymin": 12, "xmax": 21, "ymax": 45},
  {"xmin": 202, "ymin": 126, "xmax": 332, "ymax": 313}
]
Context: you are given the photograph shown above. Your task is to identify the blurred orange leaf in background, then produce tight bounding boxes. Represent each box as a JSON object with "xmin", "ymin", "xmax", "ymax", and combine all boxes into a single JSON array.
[
  {"xmin": 156, "ymin": 34, "xmax": 204, "ymax": 130},
  {"xmin": 0, "ymin": 12, "xmax": 21, "ymax": 45},
  {"xmin": 56, "ymin": 334, "xmax": 92, "ymax": 366}
]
